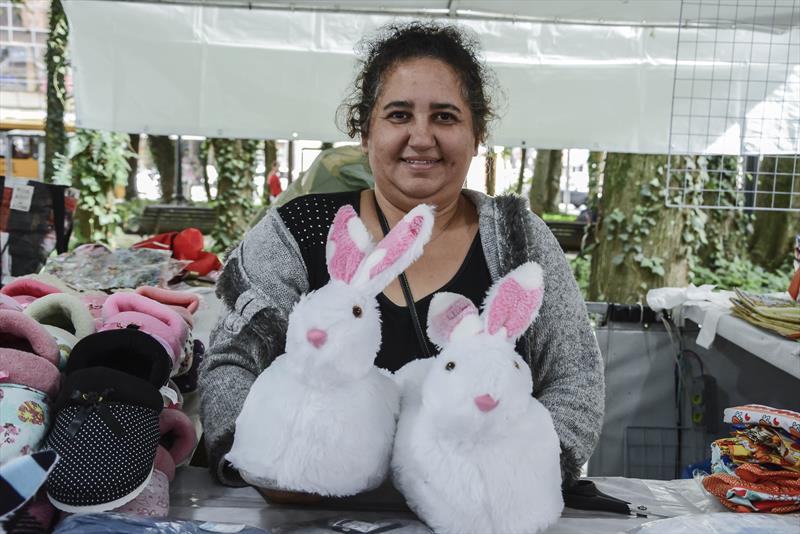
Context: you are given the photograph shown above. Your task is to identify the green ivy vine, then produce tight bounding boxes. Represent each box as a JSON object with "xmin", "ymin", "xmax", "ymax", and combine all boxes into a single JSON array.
[
  {"xmin": 209, "ymin": 139, "xmax": 259, "ymax": 253},
  {"xmin": 43, "ymin": 0, "xmax": 69, "ymax": 183},
  {"xmin": 53, "ymin": 129, "xmax": 135, "ymax": 245}
]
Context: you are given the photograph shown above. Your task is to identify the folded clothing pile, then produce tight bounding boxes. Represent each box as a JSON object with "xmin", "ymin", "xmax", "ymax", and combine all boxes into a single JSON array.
[{"xmin": 703, "ymin": 404, "xmax": 800, "ymax": 513}]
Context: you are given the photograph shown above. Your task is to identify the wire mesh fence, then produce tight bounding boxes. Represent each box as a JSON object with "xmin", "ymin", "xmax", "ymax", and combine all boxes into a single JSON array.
[
  {"xmin": 666, "ymin": 0, "xmax": 800, "ymax": 211},
  {"xmin": 624, "ymin": 426, "xmax": 710, "ymax": 480}
]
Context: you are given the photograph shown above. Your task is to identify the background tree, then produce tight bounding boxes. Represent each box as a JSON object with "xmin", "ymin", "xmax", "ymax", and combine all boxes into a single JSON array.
[
  {"xmin": 53, "ymin": 129, "xmax": 133, "ymax": 245},
  {"xmin": 484, "ymin": 149, "xmax": 496, "ymax": 196},
  {"xmin": 262, "ymin": 139, "xmax": 277, "ymax": 205},
  {"xmin": 515, "ymin": 147, "xmax": 528, "ymax": 195},
  {"xmin": 529, "ymin": 149, "xmax": 562, "ymax": 215},
  {"xmin": 43, "ymin": 0, "xmax": 68, "ymax": 183},
  {"xmin": 147, "ymin": 135, "xmax": 176, "ymax": 202},
  {"xmin": 209, "ymin": 138, "xmax": 259, "ymax": 253},
  {"xmin": 589, "ymin": 153, "xmax": 690, "ymax": 302},
  {"xmin": 749, "ymin": 155, "xmax": 800, "ymax": 270},
  {"xmin": 124, "ymin": 134, "xmax": 140, "ymax": 200}
]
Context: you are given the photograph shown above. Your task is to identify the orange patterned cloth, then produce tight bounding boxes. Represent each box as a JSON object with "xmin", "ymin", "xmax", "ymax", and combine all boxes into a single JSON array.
[{"xmin": 702, "ymin": 463, "xmax": 800, "ymax": 513}]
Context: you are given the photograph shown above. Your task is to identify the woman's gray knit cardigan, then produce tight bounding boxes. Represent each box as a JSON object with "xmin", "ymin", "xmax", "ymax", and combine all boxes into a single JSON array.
[{"xmin": 199, "ymin": 190, "xmax": 605, "ymax": 487}]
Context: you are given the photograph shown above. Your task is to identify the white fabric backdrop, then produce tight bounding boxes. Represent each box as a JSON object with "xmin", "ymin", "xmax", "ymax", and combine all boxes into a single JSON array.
[{"xmin": 63, "ymin": 1, "xmax": 799, "ymax": 153}]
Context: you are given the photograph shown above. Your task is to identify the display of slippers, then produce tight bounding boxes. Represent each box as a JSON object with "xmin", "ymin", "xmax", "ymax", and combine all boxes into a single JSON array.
[
  {"xmin": 0, "ymin": 310, "xmax": 61, "ymax": 463},
  {"xmin": 45, "ymin": 329, "xmax": 171, "ymax": 513},
  {"xmin": 24, "ymin": 293, "xmax": 96, "ymax": 370}
]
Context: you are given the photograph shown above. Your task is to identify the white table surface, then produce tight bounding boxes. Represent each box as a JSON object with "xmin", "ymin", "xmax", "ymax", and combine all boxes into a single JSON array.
[
  {"xmin": 168, "ymin": 466, "xmax": 735, "ymax": 534},
  {"xmin": 679, "ymin": 300, "xmax": 800, "ymax": 379}
]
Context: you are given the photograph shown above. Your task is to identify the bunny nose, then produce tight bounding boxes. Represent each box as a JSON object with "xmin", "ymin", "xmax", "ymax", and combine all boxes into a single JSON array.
[
  {"xmin": 306, "ymin": 328, "xmax": 327, "ymax": 348},
  {"xmin": 474, "ymin": 394, "xmax": 499, "ymax": 412}
]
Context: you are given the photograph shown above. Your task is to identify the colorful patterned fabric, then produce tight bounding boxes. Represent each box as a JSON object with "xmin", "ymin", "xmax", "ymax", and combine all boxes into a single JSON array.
[
  {"xmin": 711, "ymin": 425, "xmax": 800, "ymax": 473},
  {"xmin": 702, "ymin": 463, "xmax": 800, "ymax": 513},
  {"xmin": 724, "ymin": 404, "xmax": 800, "ymax": 438}
]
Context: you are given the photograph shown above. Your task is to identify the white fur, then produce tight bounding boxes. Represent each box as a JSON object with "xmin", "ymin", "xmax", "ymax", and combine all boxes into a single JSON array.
[
  {"xmin": 227, "ymin": 204, "xmax": 435, "ymax": 496},
  {"xmin": 392, "ymin": 262, "xmax": 563, "ymax": 533}
]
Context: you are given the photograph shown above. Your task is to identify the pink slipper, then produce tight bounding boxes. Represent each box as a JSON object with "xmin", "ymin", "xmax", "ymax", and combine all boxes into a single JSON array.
[
  {"xmin": 0, "ymin": 293, "xmax": 23, "ymax": 312},
  {"xmin": 159, "ymin": 408, "xmax": 197, "ymax": 468},
  {"xmin": 100, "ymin": 293, "xmax": 188, "ymax": 373},
  {"xmin": 0, "ymin": 279, "xmax": 62, "ymax": 309},
  {"xmin": 78, "ymin": 293, "xmax": 109, "ymax": 330},
  {"xmin": 135, "ymin": 287, "xmax": 200, "ymax": 315},
  {"xmin": 0, "ymin": 310, "xmax": 61, "ymax": 463}
]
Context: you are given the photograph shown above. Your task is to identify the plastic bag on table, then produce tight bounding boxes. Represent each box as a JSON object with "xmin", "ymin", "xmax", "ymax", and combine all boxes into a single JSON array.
[
  {"xmin": 42, "ymin": 245, "xmax": 189, "ymax": 290},
  {"xmin": 53, "ymin": 512, "xmax": 269, "ymax": 534},
  {"xmin": 625, "ymin": 512, "xmax": 800, "ymax": 533}
]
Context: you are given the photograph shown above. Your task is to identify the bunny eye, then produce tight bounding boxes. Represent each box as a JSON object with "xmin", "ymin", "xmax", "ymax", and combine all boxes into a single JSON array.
[
  {"xmin": 514, "ymin": 361, "xmax": 521, "ymax": 370},
  {"xmin": 352, "ymin": 305, "xmax": 363, "ymax": 318},
  {"xmin": 445, "ymin": 361, "xmax": 456, "ymax": 371}
]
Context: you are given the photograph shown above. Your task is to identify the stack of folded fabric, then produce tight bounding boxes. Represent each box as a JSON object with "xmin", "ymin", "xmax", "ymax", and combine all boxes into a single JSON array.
[
  {"xmin": 703, "ymin": 404, "xmax": 800, "ymax": 513},
  {"xmin": 1, "ymin": 274, "xmax": 202, "ymax": 528}
]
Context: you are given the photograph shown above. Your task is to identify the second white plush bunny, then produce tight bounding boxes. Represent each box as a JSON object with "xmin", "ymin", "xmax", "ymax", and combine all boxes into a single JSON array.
[
  {"xmin": 392, "ymin": 262, "xmax": 564, "ymax": 534},
  {"xmin": 227, "ymin": 203, "xmax": 434, "ymax": 496}
]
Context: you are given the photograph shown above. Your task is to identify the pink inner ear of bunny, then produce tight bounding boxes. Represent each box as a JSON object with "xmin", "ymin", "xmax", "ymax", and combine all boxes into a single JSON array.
[
  {"xmin": 430, "ymin": 298, "xmax": 478, "ymax": 343},
  {"xmin": 368, "ymin": 215, "xmax": 424, "ymax": 279},
  {"xmin": 486, "ymin": 279, "xmax": 544, "ymax": 338},
  {"xmin": 328, "ymin": 206, "xmax": 366, "ymax": 283}
]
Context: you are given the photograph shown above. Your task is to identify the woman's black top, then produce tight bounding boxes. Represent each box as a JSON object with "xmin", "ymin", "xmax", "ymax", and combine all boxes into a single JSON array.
[{"xmin": 277, "ymin": 190, "xmax": 492, "ymax": 372}]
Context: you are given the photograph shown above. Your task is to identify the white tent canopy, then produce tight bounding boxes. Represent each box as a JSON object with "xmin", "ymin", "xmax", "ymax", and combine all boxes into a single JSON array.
[{"xmin": 64, "ymin": 0, "xmax": 799, "ymax": 153}]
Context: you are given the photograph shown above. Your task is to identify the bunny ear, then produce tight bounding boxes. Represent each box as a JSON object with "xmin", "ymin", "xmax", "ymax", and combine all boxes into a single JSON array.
[
  {"xmin": 350, "ymin": 204, "xmax": 434, "ymax": 294},
  {"xmin": 326, "ymin": 204, "xmax": 374, "ymax": 284},
  {"xmin": 483, "ymin": 262, "xmax": 544, "ymax": 341},
  {"xmin": 427, "ymin": 292, "xmax": 481, "ymax": 348}
]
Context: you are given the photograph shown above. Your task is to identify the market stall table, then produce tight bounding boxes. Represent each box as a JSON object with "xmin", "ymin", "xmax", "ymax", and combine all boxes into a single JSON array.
[
  {"xmin": 169, "ymin": 467, "xmax": 733, "ymax": 534},
  {"xmin": 678, "ymin": 299, "xmax": 800, "ymax": 379}
]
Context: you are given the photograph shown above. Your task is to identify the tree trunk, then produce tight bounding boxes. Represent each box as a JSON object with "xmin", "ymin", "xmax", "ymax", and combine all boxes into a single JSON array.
[
  {"xmin": 586, "ymin": 151, "xmax": 605, "ymax": 212},
  {"xmin": 262, "ymin": 140, "xmax": 277, "ymax": 205},
  {"xmin": 43, "ymin": 0, "xmax": 68, "ymax": 183},
  {"xmin": 545, "ymin": 150, "xmax": 563, "ymax": 212},
  {"xmin": 200, "ymin": 139, "xmax": 212, "ymax": 202},
  {"xmin": 125, "ymin": 134, "xmax": 140, "ymax": 200},
  {"xmin": 749, "ymin": 155, "xmax": 800, "ymax": 270},
  {"xmin": 588, "ymin": 153, "xmax": 690, "ymax": 303},
  {"xmin": 485, "ymin": 150, "xmax": 496, "ymax": 196},
  {"xmin": 515, "ymin": 147, "xmax": 528, "ymax": 195},
  {"xmin": 148, "ymin": 135, "xmax": 175, "ymax": 202},
  {"xmin": 530, "ymin": 149, "xmax": 562, "ymax": 215},
  {"xmin": 210, "ymin": 138, "xmax": 259, "ymax": 253}
]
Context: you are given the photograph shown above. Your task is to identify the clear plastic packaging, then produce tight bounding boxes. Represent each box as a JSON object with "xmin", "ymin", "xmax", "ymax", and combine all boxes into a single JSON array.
[
  {"xmin": 625, "ymin": 512, "xmax": 800, "ymax": 533},
  {"xmin": 53, "ymin": 512, "xmax": 269, "ymax": 534}
]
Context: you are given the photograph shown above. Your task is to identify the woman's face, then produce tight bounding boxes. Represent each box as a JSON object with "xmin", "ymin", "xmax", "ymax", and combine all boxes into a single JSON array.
[{"xmin": 362, "ymin": 57, "xmax": 478, "ymax": 207}]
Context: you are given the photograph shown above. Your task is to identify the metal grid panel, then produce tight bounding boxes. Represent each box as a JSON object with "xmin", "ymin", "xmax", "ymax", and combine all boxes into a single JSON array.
[
  {"xmin": 666, "ymin": 0, "xmax": 800, "ymax": 211},
  {"xmin": 624, "ymin": 426, "xmax": 710, "ymax": 480}
]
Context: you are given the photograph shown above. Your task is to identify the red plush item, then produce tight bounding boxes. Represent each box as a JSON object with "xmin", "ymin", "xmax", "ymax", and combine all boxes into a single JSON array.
[
  {"xmin": 133, "ymin": 228, "xmax": 221, "ymax": 276},
  {"xmin": 789, "ymin": 268, "xmax": 799, "ymax": 303}
]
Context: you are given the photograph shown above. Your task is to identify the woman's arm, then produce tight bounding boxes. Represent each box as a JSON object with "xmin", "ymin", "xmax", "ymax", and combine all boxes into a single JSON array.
[
  {"xmin": 522, "ymin": 212, "xmax": 605, "ymax": 487},
  {"xmin": 198, "ymin": 209, "xmax": 308, "ymax": 486}
]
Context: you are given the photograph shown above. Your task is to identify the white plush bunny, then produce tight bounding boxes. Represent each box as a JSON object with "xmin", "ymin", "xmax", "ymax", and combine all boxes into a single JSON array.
[
  {"xmin": 392, "ymin": 262, "xmax": 563, "ymax": 534},
  {"xmin": 227, "ymin": 203, "xmax": 434, "ymax": 496}
]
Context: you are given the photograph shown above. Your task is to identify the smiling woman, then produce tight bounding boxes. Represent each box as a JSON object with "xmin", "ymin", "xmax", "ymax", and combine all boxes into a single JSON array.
[{"xmin": 199, "ymin": 22, "xmax": 604, "ymax": 505}]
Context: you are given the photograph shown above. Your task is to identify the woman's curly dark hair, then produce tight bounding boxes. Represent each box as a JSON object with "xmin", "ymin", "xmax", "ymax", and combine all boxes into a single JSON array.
[{"xmin": 338, "ymin": 21, "xmax": 496, "ymax": 144}]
